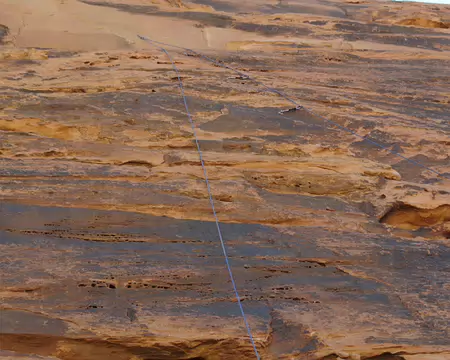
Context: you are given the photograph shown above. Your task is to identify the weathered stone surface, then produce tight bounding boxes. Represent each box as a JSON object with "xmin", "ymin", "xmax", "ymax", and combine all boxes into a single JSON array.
[{"xmin": 0, "ymin": 0, "xmax": 449, "ymax": 359}]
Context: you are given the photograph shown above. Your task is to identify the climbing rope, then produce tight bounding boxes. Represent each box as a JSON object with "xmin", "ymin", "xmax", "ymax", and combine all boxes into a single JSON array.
[{"xmin": 144, "ymin": 41, "xmax": 262, "ymax": 360}]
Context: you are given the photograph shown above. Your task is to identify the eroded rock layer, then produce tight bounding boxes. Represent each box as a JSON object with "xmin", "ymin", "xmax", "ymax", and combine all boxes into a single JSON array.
[{"xmin": 0, "ymin": 0, "xmax": 449, "ymax": 359}]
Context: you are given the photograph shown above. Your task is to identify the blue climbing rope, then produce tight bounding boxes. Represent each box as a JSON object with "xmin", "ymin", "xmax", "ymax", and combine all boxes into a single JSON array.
[{"xmin": 144, "ymin": 41, "xmax": 261, "ymax": 360}]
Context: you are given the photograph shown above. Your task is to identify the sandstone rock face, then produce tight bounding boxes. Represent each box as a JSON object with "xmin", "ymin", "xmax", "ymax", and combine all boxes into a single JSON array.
[{"xmin": 0, "ymin": 0, "xmax": 449, "ymax": 359}]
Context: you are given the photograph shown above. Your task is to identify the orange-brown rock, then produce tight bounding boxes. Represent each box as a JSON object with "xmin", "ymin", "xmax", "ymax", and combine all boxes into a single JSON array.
[{"xmin": 0, "ymin": 0, "xmax": 449, "ymax": 359}]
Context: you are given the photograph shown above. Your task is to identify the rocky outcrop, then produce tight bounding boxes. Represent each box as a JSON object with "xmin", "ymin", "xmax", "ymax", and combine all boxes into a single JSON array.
[{"xmin": 0, "ymin": 0, "xmax": 449, "ymax": 359}]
